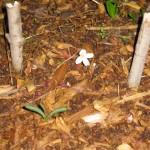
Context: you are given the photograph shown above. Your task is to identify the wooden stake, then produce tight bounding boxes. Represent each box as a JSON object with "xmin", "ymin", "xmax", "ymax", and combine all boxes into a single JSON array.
[
  {"xmin": 5, "ymin": 1, "xmax": 24, "ymax": 72},
  {"xmin": 128, "ymin": 13, "xmax": 150, "ymax": 88}
]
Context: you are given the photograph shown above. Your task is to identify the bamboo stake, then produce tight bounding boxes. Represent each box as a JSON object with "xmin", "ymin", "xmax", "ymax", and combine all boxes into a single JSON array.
[
  {"xmin": 5, "ymin": 1, "xmax": 24, "ymax": 72},
  {"xmin": 128, "ymin": 13, "xmax": 150, "ymax": 88}
]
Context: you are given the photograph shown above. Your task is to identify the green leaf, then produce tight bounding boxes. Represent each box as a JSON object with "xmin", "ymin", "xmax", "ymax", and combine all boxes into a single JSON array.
[
  {"xmin": 128, "ymin": 12, "xmax": 136, "ymax": 22},
  {"xmin": 108, "ymin": 0, "xmax": 116, "ymax": 3},
  {"xmin": 24, "ymin": 105, "xmax": 46, "ymax": 120},
  {"xmin": 106, "ymin": 1, "xmax": 116, "ymax": 20},
  {"xmin": 38, "ymin": 103, "xmax": 46, "ymax": 114},
  {"xmin": 47, "ymin": 106, "xmax": 69, "ymax": 120}
]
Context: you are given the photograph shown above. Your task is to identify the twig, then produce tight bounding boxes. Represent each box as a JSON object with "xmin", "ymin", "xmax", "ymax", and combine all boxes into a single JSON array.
[
  {"xmin": 116, "ymin": 91, "xmax": 150, "ymax": 104},
  {"xmin": 136, "ymin": 102, "xmax": 150, "ymax": 110},
  {"xmin": 33, "ymin": 91, "xmax": 52, "ymax": 102},
  {"xmin": 91, "ymin": 0, "xmax": 100, "ymax": 5},
  {"xmin": 85, "ymin": 25, "xmax": 138, "ymax": 30}
]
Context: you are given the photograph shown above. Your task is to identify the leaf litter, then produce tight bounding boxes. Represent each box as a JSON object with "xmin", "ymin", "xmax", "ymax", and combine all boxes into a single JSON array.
[{"xmin": 0, "ymin": 0, "xmax": 150, "ymax": 149}]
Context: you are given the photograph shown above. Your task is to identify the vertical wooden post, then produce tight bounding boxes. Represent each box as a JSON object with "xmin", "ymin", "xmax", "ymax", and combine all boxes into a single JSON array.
[
  {"xmin": 128, "ymin": 13, "xmax": 150, "ymax": 88},
  {"xmin": 5, "ymin": 1, "xmax": 24, "ymax": 72}
]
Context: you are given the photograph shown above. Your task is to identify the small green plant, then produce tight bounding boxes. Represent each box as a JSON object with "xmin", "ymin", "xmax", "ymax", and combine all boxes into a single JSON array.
[
  {"xmin": 23, "ymin": 104, "xmax": 68, "ymax": 122},
  {"xmin": 33, "ymin": 17, "xmax": 39, "ymax": 24},
  {"xmin": 99, "ymin": 23, "xmax": 106, "ymax": 39},
  {"xmin": 121, "ymin": 36, "xmax": 131, "ymax": 42},
  {"xmin": 128, "ymin": 12, "xmax": 136, "ymax": 23},
  {"xmin": 106, "ymin": 0, "xmax": 119, "ymax": 20},
  {"xmin": 100, "ymin": 28, "xmax": 106, "ymax": 39}
]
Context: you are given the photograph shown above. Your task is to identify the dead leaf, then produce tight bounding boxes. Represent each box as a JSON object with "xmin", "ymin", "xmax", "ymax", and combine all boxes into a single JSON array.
[
  {"xmin": 121, "ymin": 58, "xmax": 129, "ymax": 76},
  {"xmin": 42, "ymin": 88, "xmax": 63, "ymax": 111},
  {"xmin": 0, "ymin": 85, "xmax": 15, "ymax": 95},
  {"xmin": 53, "ymin": 41, "xmax": 74, "ymax": 49},
  {"xmin": 49, "ymin": 62, "xmax": 69, "ymax": 90},
  {"xmin": 98, "ymin": 3, "xmax": 106, "ymax": 15},
  {"xmin": 0, "ymin": 13, "xmax": 4, "ymax": 20},
  {"xmin": 93, "ymin": 99, "xmax": 114, "ymax": 113},
  {"xmin": 144, "ymin": 68, "xmax": 150, "ymax": 76},
  {"xmin": 36, "ymin": 25, "xmax": 47, "ymax": 34},
  {"xmin": 82, "ymin": 142, "xmax": 111, "ymax": 150},
  {"xmin": 26, "ymin": 83, "xmax": 36, "ymax": 93},
  {"xmin": 126, "ymin": 44, "xmax": 134, "ymax": 53},
  {"xmin": 120, "ymin": 46, "xmax": 128, "ymax": 55},
  {"xmin": 56, "ymin": 4, "xmax": 72, "ymax": 13},
  {"xmin": 49, "ymin": 58, "xmax": 55, "ymax": 66},
  {"xmin": 34, "ymin": 52, "xmax": 46, "ymax": 67},
  {"xmin": 37, "ymin": 131, "xmax": 61, "ymax": 149},
  {"xmin": 53, "ymin": 79, "xmax": 88, "ymax": 108},
  {"xmin": 17, "ymin": 79, "xmax": 36, "ymax": 93},
  {"xmin": 117, "ymin": 143, "xmax": 134, "ymax": 150},
  {"xmin": 82, "ymin": 41, "xmax": 94, "ymax": 53},
  {"xmin": 137, "ymin": 0, "xmax": 145, "ymax": 7},
  {"xmin": 53, "ymin": 117, "xmax": 74, "ymax": 138},
  {"xmin": 125, "ymin": 2, "xmax": 141, "ymax": 10},
  {"xmin": 17, "ymin": 79, "xmax": 26, "ymax": 89},
  {"xmin": 42, "ymin": 48, "xmax": 60, "ymax": 58}
]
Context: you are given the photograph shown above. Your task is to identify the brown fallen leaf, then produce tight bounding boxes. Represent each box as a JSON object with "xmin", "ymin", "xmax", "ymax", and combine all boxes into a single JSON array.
[
  {"xmin": 121, "ymin": 58, "xmax": 129, "ymax": 76},
  {"xmin": 33, "ymin": 52, "xmax": 46, "ymax": 67},
  {"xmin": 98, "ymin": 3, "xmax": 106, "ymax": 15},
  {"xmin": 93, "ymin": 98, "xmax": 126, "ymax": 127},
  {"xmin": 56, "ymin": 4, "xmax": 72, "ymax": 13},
  {"xmin": 42, "ymin": 48, "xmax": 60, "ymax": 58},
  {"xmin": 37, "ymin": 130, "xmax": 61, "ymax": 149},
  {"xmin": 49, "ymin": 62, "xmax": 69, "ymax": 90},
  {"xmin": 82, "ymin": 142, "xmax": 111, "ymax": 150},
  {"xmin": 125, "ymin": 2, "xmax": 141, "ymax": 10},
  {"xmin": 53, "ymin": 41, "xmax": 74, "ymax": 49},
  {"xmin": 137, "ymin": 0, "xmax": 145, "ymax": 7},
  {"xmin": 17, "ymin": 79, "xmax": 36, "ymax": 93},
  {"xmin": 144, "ymin": 68, "xmax": 150, "ymax": 76},
  {"xmin": 0, "ymin": 85, "xmax": 15, "ymax": 95},
  {"xmin": 117, "ymin": 143, "xmax": 134, "ymax": 150},
  {"xmin": 53, "ymin": 79, "xmax": 89, "ymax": 108},
  {"xmin": 42, "ymin": 88, "xmax": 63, "ymax": 112},
  {"xmin": 53, "ymin": 117, "xmax": 74, "ymax": 138}
]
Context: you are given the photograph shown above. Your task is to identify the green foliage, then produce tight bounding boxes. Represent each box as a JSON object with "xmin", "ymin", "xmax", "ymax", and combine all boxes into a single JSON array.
[
  {"xmin": 24, "ymin": 105, "xmax": 46, "ymax": 120},
  {"xmin": 121, "ymin": 36, "xmax": 131, "ymax": 42},
  {"xmin": 106, "ymin": 0, "xmax": 119, "ymax": 20},
  {"xmin": 24, "ymin": 104, "xmax": 68, "ymax": 122},
  {"xmin": 33, "ymin": 17, "xmax": 39, "ymax": 24},
  {"xmin": 99, "ymin": 23, "xmax": 106, "ymax": 39},
  {"xmin": 128, "ymin": 12, "xmax": 136, "ymax": 23}
]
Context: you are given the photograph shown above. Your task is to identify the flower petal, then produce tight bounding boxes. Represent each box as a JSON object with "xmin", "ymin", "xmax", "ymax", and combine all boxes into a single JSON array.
[
  {"xmin": 75, "ymin": 56, "xmax": 83, "ymax": 64},
  {"xmin": 83, "ymin": 58, "xmax": 90, "ymax": 66},
  {"xmin": 79, "ymin": 49, "xmax": 86, "ymax": 55},
  {"xmin": 86, "ymin": 53, "xmax": 94, "ymax": 58}
]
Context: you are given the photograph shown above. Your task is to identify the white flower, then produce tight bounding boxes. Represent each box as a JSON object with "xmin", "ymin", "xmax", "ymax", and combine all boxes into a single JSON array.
[{"xmin": 75, "ymin": 49, "xmax": 94, "ymax": 66}]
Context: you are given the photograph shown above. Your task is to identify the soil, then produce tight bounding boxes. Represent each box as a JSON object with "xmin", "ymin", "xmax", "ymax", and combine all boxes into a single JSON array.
[{"xmin": 0, "ymin": 0, "xmax": 150, "ymax": 150}]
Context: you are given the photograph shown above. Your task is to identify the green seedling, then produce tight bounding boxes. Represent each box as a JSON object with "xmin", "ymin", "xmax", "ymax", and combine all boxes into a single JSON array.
[
  {"xmin": 106, "ymin": 0, "xmax": 119, "ymax": 20},
  {"xmin": 121, "ymin": 36, "xmax": 131, "ymax": 42},
  {"xmin": 100, "ymin": 28, "xmax": 106, "ymax": 39},
  {"xmin": 100, "ymin": 23, "xmax": 106, "ymax": 39},
  {"xmin": 33, "ymin": 17, "xmax": 39, "ymax": 24},
  {"xmin": 23, "ymin": 104, "xmax": 68, "ymax": 122},
  {"xmin": 128, "ymin": 12, "xmax": 136, "ymax": 23}
]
